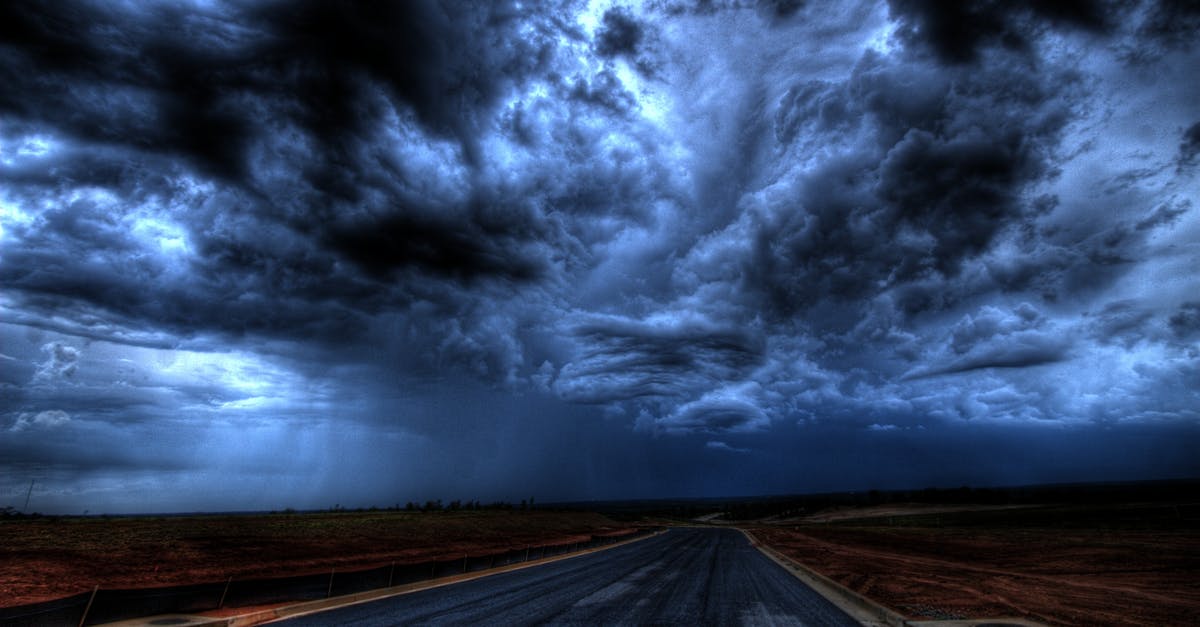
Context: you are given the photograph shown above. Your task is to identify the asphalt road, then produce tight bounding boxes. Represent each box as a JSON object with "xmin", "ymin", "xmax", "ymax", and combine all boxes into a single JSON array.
[{"xmin": 272, "ymin": 527, "xmax": 859, "ymax": 626}]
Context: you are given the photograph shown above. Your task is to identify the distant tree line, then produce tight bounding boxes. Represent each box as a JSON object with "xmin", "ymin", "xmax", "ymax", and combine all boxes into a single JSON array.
[
  {"xmin": 286, "ymin": 497, "xmax": 540, "ymax": 515},
  {"xmin": 400, "ymin": 494, "xmax": 537, "ymax": 509},
  {"xmin": 589, "ymin": 479, "xmax": 1200, "ymax": 522},
  {"xmin": 0, "ymin": 506, "xmax": 42, "ymax": 519},
  {"xmin": 401, "ymin": 498, "xmax": 537, "ymax": 512},
  {"xmin": 722, "ymin": 481, "xmax": 1199, "ymax": 520}
]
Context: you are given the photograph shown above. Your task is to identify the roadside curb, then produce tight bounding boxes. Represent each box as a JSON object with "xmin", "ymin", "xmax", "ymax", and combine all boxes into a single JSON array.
[
  {"xmin": 99, "ymin": 530, "xmax": 665, "ymax": 627},
  {"xmin": 739, "ymin": 528, "xmax": 909, "ymax": 627}
]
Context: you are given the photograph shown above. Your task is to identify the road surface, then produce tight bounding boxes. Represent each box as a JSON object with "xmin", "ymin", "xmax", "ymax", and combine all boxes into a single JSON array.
[{"xmin": 273, "ymin": 527, "xmax": 858, "ymax": 626}]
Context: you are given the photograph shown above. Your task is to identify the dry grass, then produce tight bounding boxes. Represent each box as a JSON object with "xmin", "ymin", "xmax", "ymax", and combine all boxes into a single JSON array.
[
  {"xmin": 0, "ymin": 510, "xmax": 631, "ymax": 606},
  {"xmin": 751, "ymin": 503, "xmax": 1200, "ymax": 626}
]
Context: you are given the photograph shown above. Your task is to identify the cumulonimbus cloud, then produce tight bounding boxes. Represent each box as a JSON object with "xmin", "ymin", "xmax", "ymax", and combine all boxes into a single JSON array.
[{"xmin": 1, "ymin": 0, "xmax": 1197, "ymax": 446}]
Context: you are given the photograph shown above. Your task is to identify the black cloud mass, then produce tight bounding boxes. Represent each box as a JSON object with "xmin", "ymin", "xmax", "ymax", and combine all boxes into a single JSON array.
[{"xmin": 1, "ymin": 0, "xmax": 1197, "ymax": 512}]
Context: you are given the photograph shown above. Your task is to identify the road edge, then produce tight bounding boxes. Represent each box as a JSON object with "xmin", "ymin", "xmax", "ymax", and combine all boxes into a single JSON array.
[
  {"xmin": 254, "ymin": 529, "xmax": 667, "ymax": 626},
  {"xmin": 739, "ymin": 527, "xmax": 910, "ymax": 627},
  {"xmin": 100, "ymin": 530, "xmax": 666, "ymax": 627}
]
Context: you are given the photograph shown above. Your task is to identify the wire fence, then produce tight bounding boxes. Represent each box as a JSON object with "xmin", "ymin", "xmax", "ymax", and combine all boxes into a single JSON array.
[{"xmin": 0, "ymin": 528, "xmax": 658, "ymax": 627}]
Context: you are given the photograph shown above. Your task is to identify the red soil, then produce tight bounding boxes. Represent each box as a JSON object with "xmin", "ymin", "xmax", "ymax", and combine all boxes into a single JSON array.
[
  {"xmin": 0, "ymin": 510, "xmax": 632, "ymax": 608},
  {"xmin": 751, "ymin": 524, "xmax": 1200, "ymax": 626}
]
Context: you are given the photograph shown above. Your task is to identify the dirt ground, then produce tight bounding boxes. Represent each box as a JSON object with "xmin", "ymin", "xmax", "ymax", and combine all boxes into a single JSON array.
[
  {"xmin": 796, "ymin": 503, "xmax": 1039, "ymax": 524},
  {"xmin": 751, "ymin": 505, "xmax": 1200, "ymax": 626},
  {"xmin": 0, "ymin": 510, "xmax": 632, "ymax": 607}
]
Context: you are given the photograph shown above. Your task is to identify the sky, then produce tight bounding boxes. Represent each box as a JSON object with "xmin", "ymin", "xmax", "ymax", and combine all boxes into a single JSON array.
[{"xmin": 1, "ymin": 0, "xmax": 1198, "ymax": 514}]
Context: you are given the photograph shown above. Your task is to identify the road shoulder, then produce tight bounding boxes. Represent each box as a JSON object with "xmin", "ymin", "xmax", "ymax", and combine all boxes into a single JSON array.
[
  {"xmin": 99, "ymin": 530, "xmax": 665, "ymax": 627},
  {"xmin": 740, "ymin": 527, "xmax": 909, "ymax": 627},
  {"xmin": 741, "ymin": 528, "xmax": 1049, "ymax": 627}
]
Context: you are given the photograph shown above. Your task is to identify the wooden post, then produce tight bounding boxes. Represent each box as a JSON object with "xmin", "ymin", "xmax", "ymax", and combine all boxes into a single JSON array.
[
  {"xmin": 78, "ymin": 585, "xmax": 99, "ymax": 627},
  {"xmin": 388, "ymin": 561, "xmax": 395, "ymax": 587},
  {"xmin": 525, "ymin": 546, "xmax": 530, "ymax": 562},
  {"xmin": 461, "ymin": 554, "xmax": 468, "ymax": 573},
  {"xmin": 327, "ymin": 568, "xmax": 335, "ymax": 598},
  {"xmin": 218, "ymin": 576, "xmax": 232, "ymax": 608}
]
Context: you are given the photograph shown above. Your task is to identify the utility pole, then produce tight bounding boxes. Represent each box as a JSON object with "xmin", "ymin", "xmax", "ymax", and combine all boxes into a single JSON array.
[{"xmin": 23, "ymin": 480, "xmax": 34, "ymax": 512}]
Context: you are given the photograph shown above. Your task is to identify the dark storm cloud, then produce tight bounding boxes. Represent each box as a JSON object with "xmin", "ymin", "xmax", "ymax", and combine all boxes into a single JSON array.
[
  {"xmin": 659, "ymin": 0, "xmax": 1197, "ymax": 433},
  {"xmin": 0, "ymin": 0, "xmax": 553, "ymax": 205},
  {"xmin": 0, "ymin": 200, "xmax": 369, "ymax": 346},
  {"xmin": 327, "ymin": 210, "xmax": 547, "ymax": 282},
  {"xmin": 1180, "ymin": 121, "xmax": 1200, "ymax": 168},
  {"xmin": 2, "ymin": 0, "xmax": 1198, "ymax": 513},
  {"xmin": 903, "ymin": 304, "xmax": 1071, "ymax": 379},
  {"xmin": 1135, "ymin": 0, "xmax": 1200, "ymax": 49},
  {"xmin": 1169, "ymin": 302, "xmax": 1200, "ymax": 340},
  {"xmin": 1089, "ymin": 300, "xmax": 1156, "ymax": 346},
  {"xmin": 0, "ymin": 0, "xmax": 582, "ymax": 360},
  {"xmin": 760, "ymin": 0, "xmax": 807, "ymax": 19},
  {"xmin": 655, "ymin": 0, "xmax": 810, "ymax": 19},
  {"xmin": 916, "ymin": 335, "xmax": 1070, "ymax": 378},
  {"xmin": 0, "ymin": 2, "xmax": 256, "ymax": 183},
  {"xmin": 555, "ymin": 316, "xmax": 766, "ymax": 405},
  {"xmin": 1136, "ymin": 199, "xmax": 1190, "ymax": 231},
  {"xmin": 878, "ymin": 125, "xmax": 1043, "ymax": 269},
  {"xmin": 0, "ymin": 0, "xmax": 548, "ymax": 178},
  {"xmin": 739, "ymin": 46, "xmax": 1073, "ymax": 322},
  {"xmin": 250, "ymin": 1, "xmax": 528, "ymax": 156},
  {"xmin": 595, "ymin": 7, "xmax": 643, "ymax": 57},
  {"xmin": 888, "ymin": 0, "xmax": 1112, "ymax": 64},
  {"xmin": 661, "ymin": 393, "xmax": 770, "ymax": 434}
]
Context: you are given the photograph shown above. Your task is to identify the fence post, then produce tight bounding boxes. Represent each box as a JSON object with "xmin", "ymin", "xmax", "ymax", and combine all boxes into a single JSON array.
[
  {"xmin": 525, "ymin": 546, "xmax": 530, "ymax": 562},
  {"xmin": 327, "ymin": 568, "xmax": 335, "ymax": 598},
  {"xmin": 218, "ymin": 576, "xmax": 232, "ymax": 609},
  {"xmin": 388, "ymin": 561, "xmax": 395, "ymax": 588},
  {"xmin": 77, "ymin": 585, "xmax": 99, "ymax": 627},
  {"xmin": 462, "ymin": 554, "xmax": 468, "ymax": 573}
]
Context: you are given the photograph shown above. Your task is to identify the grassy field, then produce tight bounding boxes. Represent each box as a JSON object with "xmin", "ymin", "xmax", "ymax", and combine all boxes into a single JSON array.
[
  {"xmin": 0, "ymin": 509, "xmax": 632, "ymax": 607},
  {"xmin": 751, "ymin": 501, "xmax": 1200, "ymax": 626}
]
